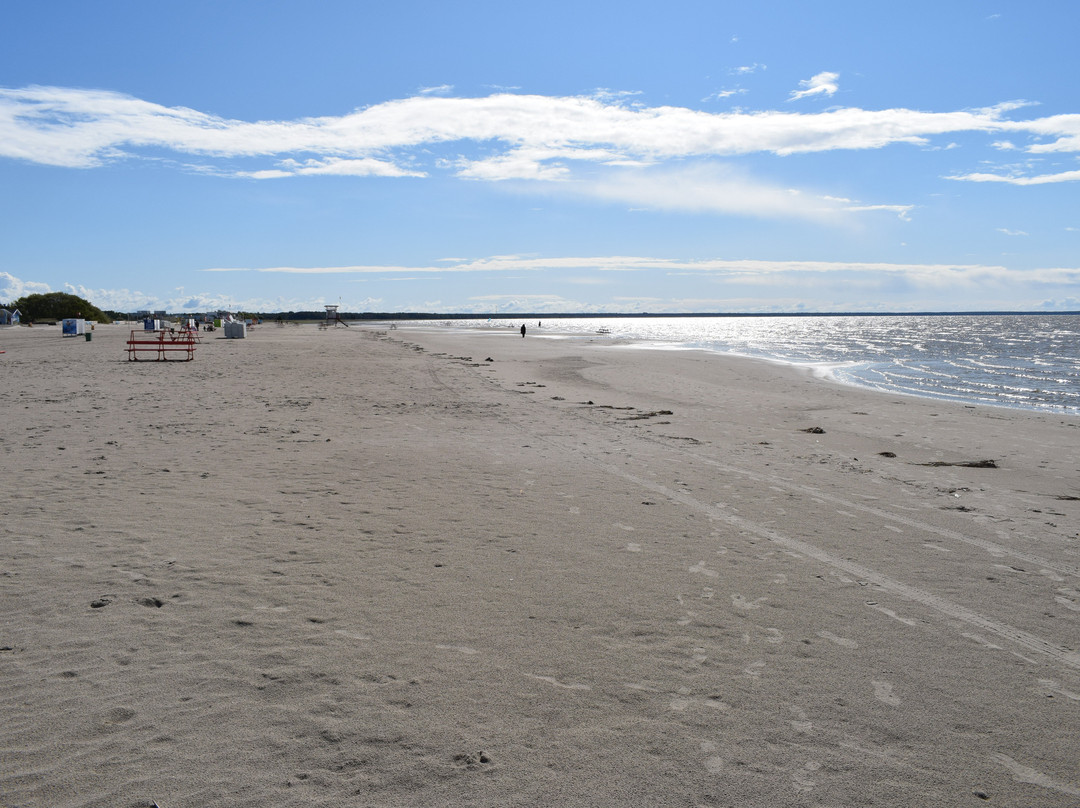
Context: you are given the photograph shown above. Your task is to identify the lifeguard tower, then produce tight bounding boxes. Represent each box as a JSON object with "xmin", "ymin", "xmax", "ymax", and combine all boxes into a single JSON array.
[{"xmin": 321, "ymin": 304, "xmax": 349, "ymax": 329}]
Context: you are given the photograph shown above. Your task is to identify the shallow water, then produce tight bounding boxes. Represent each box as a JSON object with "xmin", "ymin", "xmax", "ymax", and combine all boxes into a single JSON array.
[{"xmin": 422, "ymin": 314, "xmax": 1080, "ymax": 416}]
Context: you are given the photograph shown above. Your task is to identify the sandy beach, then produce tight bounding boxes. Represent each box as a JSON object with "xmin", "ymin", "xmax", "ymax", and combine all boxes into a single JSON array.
[{"xmin": 1, "ymin": 321, "xmax": 1078, "ymax": 807}]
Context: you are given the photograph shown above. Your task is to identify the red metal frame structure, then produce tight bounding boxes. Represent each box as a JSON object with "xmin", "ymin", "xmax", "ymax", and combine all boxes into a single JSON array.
[{"xmin": 126, "ymin": 329, "xmax": 197, "ymax": 361}]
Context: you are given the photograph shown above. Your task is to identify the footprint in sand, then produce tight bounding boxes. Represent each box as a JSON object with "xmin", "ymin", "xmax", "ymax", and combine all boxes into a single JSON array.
[
  {"xmin": 689, "ymin": 561, "xmax": 719, "ymax": 578},
  {"xmin": 994, "ymin": 754, "xmax": 1080, "ymax": 798},
  {"xmin": 961, "ymin": 632, "xmax": 1003, "ymax": 650},
  {"xmin": 793, "ymin": 760, "xmax": 822, "ymax": 792},
  {"xmin": 334, "ymin": 629, "xmax": 372, "ymax": 641},
  {"xmin": 732, "ymin": 594, "xmax": 766, "ymax": 610},
  {"xmin": 868, "ymin": 603, "xmax": 917, "ymax": 626},
  {"xmin": 670, "ymin": 686, "xmax": 693, "ymax": 711},
  {"xmin": 1055, "ymin": 588, "xmax": 1080, "ymax": 612},
  {"xmin": 700, "ymin": 741, "xmax": 724, "ymax": 774},
  {"xmin": 788, "ymin": 706, "xmax": 813, "ymax": 734},
  {"xmin": 525, "ymin": 673, "xmax": 590, "ymax": 691},
  {"xmin": 1037, "ymin": 678, "xmax": 1080, "ymax": 701},
  {"xmin": 625, "ymin": 542, "xmax": 642, "ymax": 552},
  {"xmin": 744, "ymin": 660, "xmax": 766, "ymax": 677},
  {"xmin": 872, "ymin": 680, "xmax": 901, "ymax": 706},
  {"xmin": 817, "ymin": 630, "xmax": 858, "ymax": 649},
  {"xmin": 672, "ymin": 692, "xmax": 730, "ymax": 713},
  {"xmin": 103, "ymin": 706, "xmax": 137, "ymax": 724}
]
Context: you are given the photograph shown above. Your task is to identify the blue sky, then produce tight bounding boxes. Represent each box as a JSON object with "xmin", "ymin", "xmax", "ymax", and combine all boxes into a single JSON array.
[{"xmin": 2, "ymin": 1, "xmax": 1079, "ymax": 314}]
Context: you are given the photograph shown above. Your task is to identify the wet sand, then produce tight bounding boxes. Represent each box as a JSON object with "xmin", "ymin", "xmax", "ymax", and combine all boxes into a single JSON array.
[{"xmin": 1, "ymin": 321, "xmax": 1078, "ymax": 806}]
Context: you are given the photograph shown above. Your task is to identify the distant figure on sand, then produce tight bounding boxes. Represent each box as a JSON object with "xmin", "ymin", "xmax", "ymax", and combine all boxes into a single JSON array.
[{"xmin": 521, "ymin": 324, "xmax": 526, "ymax": 338}]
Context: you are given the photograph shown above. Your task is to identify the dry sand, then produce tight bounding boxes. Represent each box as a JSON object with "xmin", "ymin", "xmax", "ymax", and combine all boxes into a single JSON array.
[{"xmin": 1, "ymin": 321, "xmax": 1078, "ymax": 807}]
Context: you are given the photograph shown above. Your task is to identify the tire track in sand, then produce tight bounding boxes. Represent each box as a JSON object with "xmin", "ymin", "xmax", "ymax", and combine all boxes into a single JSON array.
[
  {"xmin": 415, "ymin": 336, "xmax": 1080, "ymax": 670},
  {"xmin": 604, "ymin": 463, "xmax": 1080, "ymax": 671}
]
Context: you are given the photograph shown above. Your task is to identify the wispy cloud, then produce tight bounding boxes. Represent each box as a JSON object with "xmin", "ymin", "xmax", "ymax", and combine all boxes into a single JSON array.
[
  {"xmin": 197, "ymin": 255, "xmax": 1080, "ymax": 288},
  {"xmin": 55, "ymin": 277, "xmax": 375, "ymax": 314},
  {"xmin": 949, "ymin": 168, "xmax": 1080, "ymax": 185},
  {"xmin": 6, "ymin": 258, "xmax": 1079, "ymax": 315},
  {"xmin": 2, "ymin": 86, "xmax": 1072, "ymax": 167},
  {"xmin": 843, "ymin": 203, "xmax": 916, "ymax": 221},
  {"xmin": 790, "ymin": 71, "xmax": 839, "ymax": 101},
  {"xmin": 240, "ymin": 156, "xmax": 425, "ymax": 179},
  {"xmin": 3, "ymin": 85, "xmax": 1079, "ymax": 199},
  {"xmin": 703, "ymin": 88, "xmax": 748, "ymax": 102},
  {"xmin": 555, "ymin": 164, "xmax": 912, "ymax": 222}
]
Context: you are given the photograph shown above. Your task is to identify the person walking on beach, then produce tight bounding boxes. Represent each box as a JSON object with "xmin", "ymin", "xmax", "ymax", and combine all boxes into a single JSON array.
[{"xmin": 520, "ymin": 324, "xmax": 526, "ymax": 338}]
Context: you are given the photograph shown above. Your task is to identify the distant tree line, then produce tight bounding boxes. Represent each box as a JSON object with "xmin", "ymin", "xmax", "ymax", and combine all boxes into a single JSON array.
[{"xmin": 6, "ymin": 292, "xmax": 111, "ymax": 323}]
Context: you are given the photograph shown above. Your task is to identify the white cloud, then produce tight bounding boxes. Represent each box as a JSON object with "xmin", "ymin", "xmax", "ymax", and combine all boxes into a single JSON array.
[
  {"xmin": 590, "ymin": 88, "xmax": 644, "ymax": 102},
  {"xmin": 1, "ymin": 271, "xmax": 52, "ymax": 301},
  {"xmin": 996, "ymin": 228, "xmax": 1029, "ymax": 236},
  {"xmin": 453, "ymin": 150, "xmax": 573, "ymax": 181},
  {"xmin": 196, "ymin": 256, "xmax": 1080, "ymax": 288},
  {"xmin": 552, "ymin": 164, "xmax": 912, "ymax": 222},
  {"xmin": 844, "ymin": 203, "xmax": 915, "ymax": 221},
  {"xmin": 6, "ymin": 258, "xmax": 1079, "ymax": 316},
  {"xmin": 704, "ymin": 89, "xmax": 748, "ymax": 102},
  {"xmin": 948, "ymin": 168, "xmax": 1080, "ymax": 185},
  {"xmin": 1037, "ymin": 296, "xmax": 1080, "ymax": 310},
  {"xmin": 60, "ymin": 278, "xmax": 361, "ymax": 313},
  {"xmin": 241, "ymin": 156, "xmax": 426, "ymax": 179},
  {"xmin": 4, "ymin": 85, "xmax": 1076, "ymax": 180},
  {"xmin": 468, "ymin": 293, "xmax": 567, "ymax": 302},
  {"xmin": 1011, "ymin": 111, "xmax": 1080, "ymax": 153},
  {"xmin": 790, "ymin": 71, "xmax": 839, "ymax": 101}
]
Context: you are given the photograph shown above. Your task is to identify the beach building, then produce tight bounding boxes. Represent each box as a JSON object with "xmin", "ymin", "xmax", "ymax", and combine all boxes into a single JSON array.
[
  {"xmin": 211, "ymin": 310, "xmax": 239, "ymax": 327},
  {"xmin": 61, "ymin": 318, "xmax": 86, "ymax": 336},
  {"xmin": 0, "ymin": 308, "xmax": 20, "ymax": 325},
  {"xmin": 322, "ymin": 304, "xmax": 349, "ymax": 328}
]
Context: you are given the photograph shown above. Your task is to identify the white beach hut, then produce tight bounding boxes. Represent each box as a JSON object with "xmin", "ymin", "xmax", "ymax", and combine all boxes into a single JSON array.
[{"xmin": 61, "ymin": 318, "xmax": 86, "ymax": 336}]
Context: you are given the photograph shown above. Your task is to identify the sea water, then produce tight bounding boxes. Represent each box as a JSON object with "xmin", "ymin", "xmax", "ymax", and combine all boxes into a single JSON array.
[{"xmin": 427, "ymin": 314, "xmax": 1080, "ymax": 416}]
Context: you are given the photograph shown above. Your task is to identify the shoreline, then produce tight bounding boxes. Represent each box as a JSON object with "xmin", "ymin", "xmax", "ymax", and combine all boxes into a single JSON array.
[
  {"xmin": 2, "ymin": 322, "xmax": 1078, "ymax": 806},
  {"xmin": 381, "ymin": 318, "xmax": 1080, "ymax": 419}
]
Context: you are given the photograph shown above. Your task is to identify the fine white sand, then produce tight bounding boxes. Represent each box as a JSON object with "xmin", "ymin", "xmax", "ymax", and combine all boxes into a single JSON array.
[{"xmin": 1, "ymin": 321, "xmax": 1078, "ymax": 807}]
